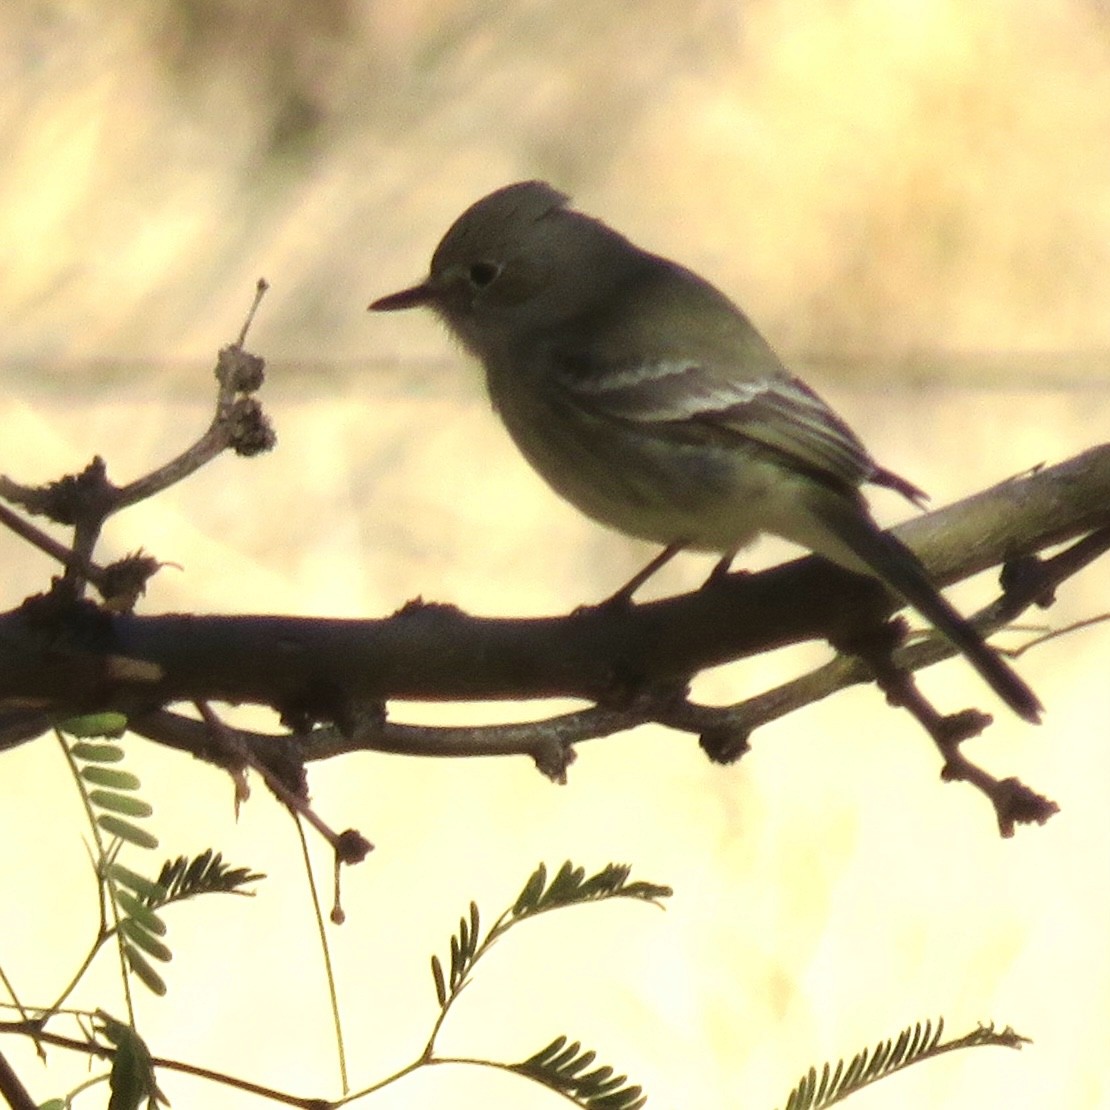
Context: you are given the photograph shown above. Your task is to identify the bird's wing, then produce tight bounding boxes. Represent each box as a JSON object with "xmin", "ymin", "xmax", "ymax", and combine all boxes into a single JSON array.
[
  {"xmin": 572, "ymin": 359, "xmax": 871, "ymax": 483},
  {"xmin": 549, "ymin": 267, "xmax": 925, "ymax": 503}
]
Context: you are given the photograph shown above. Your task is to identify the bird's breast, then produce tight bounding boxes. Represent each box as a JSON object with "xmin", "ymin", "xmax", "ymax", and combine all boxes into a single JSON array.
[{"xmin": 483, "ymin": 357, "xmax": 779, "ymax": 553}]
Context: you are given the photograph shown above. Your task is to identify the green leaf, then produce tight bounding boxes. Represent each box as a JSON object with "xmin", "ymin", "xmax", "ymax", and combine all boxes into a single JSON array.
[
  {"xmin": 100, "ymin": 1016, "xmax": 164, "ymax": 1108},
  {"xmin": 123, "ymin": 944, "xmax": 168, "ymax": 997},
  {"xmin": 89, "ymin": 790, "xmax": 153, "ymax": 817},
  {"xmin": 775, "ymin": 1018, "xmax": 1031, "ymax": 1110},
  {"xmin": 542, "ymin": 861, "xmax": 583, "ymax": 908},
  {"xmin": 120, "ymin": 919, "xmax": 172, "ymax": 962},
  {"xmin": 578, "ymin": 864, "xmax": 631, "ymax": 900},
  {"xmin": 97, "ymin": 1012, "xmax": 130, "ymax": 1045},
  {"xmin": 516, "ymin": 861, "xmax": 672, "ymax": 918},
  {"xmin": 457, "ymin": 914, "xmax": 469, "ymax": 970},
  {"xmin": 57, "ymin": 713, "xmax": 128, "ymax": 738},
  {"xmin": 81, "ymin": 766, "xmax": 141, "ymax": 790},
  {"xmin": 108, "ymin": 863, "xmax": 166, "ymax": 902},
  {"xmin": 441, "ymin": 895, "xmax": 484, "ymax": 995},
  {"xmin": 431, "ymin": 955, "xmax": 446, "ymax": 1007},
  {"xmin": 470, "ymin": 897, "xmax": 480, "ymax": 936},
  {"xmin": 37, "ymin": 1101, "xmax": 66, "ymax": 1110},
  {"xmin": 515, "ymin": 1036, "xmax": 646, "ymax": 1109},
  {"xmin": 151, "ymin": 850, "xmax": 263, "ymax": 904},
  {"xmin": 424, "ymin": 858, "xmax": 671, "ymax": 1106},
  {"xmin": 98, "ymin": 814, "xmax": 159, "ymax": 850},
  {"xmin": 513, "ymin": 862, "xmax": 547, "ymax": 916},
  {"xmin": 619, "ymin": 880, "xmax": 673, "ymax": 903},
  {"xmin": 70, "ymin": 741, "xmax": 126, "ymax": 762},
  {"xmin": 449, "ymin": 932, "xmax": 461, "ymax": 989},
  {"xmin": 115, "ymin": 890, "xmax": 167, "ymax": 936}
]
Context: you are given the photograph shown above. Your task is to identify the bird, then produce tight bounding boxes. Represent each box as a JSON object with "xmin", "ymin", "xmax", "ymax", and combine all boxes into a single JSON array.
[{"xmin": 369, "ymin": 180, "xmax": 1040, "ymax": 723}]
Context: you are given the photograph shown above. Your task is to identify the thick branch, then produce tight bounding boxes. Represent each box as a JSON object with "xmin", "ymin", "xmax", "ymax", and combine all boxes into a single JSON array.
[{"xmin": 0, "ymin": 445, "xmax": 1105, "ymax": 722}]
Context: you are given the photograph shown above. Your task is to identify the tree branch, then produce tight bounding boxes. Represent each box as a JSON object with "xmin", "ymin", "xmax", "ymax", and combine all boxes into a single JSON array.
[{"xmin": 0, "ymin": 444, "xmax": 1104, "ymax": 730}]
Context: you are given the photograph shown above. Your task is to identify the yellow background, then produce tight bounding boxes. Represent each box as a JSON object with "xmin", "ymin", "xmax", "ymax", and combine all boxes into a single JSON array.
[{"xmin": 1, "ymin": 3, "xmax": 1108, "ymax": 1107}]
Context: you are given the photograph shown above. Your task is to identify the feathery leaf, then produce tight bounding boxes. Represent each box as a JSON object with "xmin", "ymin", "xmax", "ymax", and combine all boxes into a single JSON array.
[
  {"xmin": 515, "ymin": 1035, "xmax": 646, "ymax": 1108},
  {"xmin": 513, "ymin": 861, "xmax": 671, "ymax": 921},
  {"xmin": 146, "ymin": 850, "xmax": 263, "ymax": 906},
  {"xmin": 777, "ymin": 1018, "xmax": 1029, "ymax": 1109}
]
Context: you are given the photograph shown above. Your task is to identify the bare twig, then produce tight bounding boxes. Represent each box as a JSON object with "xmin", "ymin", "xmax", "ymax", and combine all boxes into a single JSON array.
[
  {"xmin": 937, "ymin": 747, "xmax": 1060, "ymax": 837},
  {"xmin": 0, "ymin": 501, "xmax": 104, "ymax": 581},
  {"xmin": 0, "ymin": 1022, "xmax": 329, "ymax": 1110},
  {"xmin": 192, "ymin": 701, "xmax": 372, "ymax": 867},
  {"xmin": 2, "ymin": 439, "xmax": 1106, "ymax": 717},
  {"xmin": 128, "ymin": 701, "xmax": 665, "ymax": 784},
  {"xmin": 646, "ymin": 525, "xmax": 1109, "ymax": 743},
  {"xmin": 0, "ymin": 283, "xmax": 275, "ymax": 597},
  {"xmin": 1007, "ymin": 614, "xmax": 1110, "ymax": 657},
  {"xmin": 113, "ymin": 513, "xmax": 1109, "ymax": 833}
]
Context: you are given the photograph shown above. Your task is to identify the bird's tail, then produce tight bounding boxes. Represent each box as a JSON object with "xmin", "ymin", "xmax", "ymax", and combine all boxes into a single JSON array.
[{"xmin": 807, "ymin": 494, "xmax": 1041, "ymax": 724}]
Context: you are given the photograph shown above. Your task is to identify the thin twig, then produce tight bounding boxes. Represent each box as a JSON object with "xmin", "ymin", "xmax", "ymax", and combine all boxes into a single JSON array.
[
  {"xmin": 671, "ymin": 524, "xmax": 1108, "ymax": 742},
  {"xmin": 236, "ymin": 277, "xmax": 270, "ymax": 347},
  {"xmin": 0, "ymin": 283, "xmax": 274, "ymax": 585},
  {"xmin": 129, "ymin": 703, "xmax": 658, "ymax": 783},
  {"xmin": 1007, "ymin": 614, "xmax": 1110, "ymax": 657},
  {"xmin": 0, "ymin": 1048, "xmax": 37, "ymax": 1110},
  {"xmin": 0, "ymin": 1023, "xmax": 331, "ymax": 1110},
  {"xmin": 0, "ymin": 501, "xmax": 105, "ymax": 583},
  {"xmin": 192, "ymin": 702, "xmax": 373, "ymax": 865}
]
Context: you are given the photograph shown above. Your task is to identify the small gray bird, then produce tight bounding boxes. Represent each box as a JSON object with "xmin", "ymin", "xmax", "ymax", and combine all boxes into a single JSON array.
[{"xmin": 370, "ymin": 181, "xmax": 1040, "ymax": 722}]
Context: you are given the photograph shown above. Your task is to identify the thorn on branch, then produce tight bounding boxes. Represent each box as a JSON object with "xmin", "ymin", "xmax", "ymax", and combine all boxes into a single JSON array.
[
  {"xmin": 392, "ymin": 597, "xmax": 465, "ymax": 619},
  {"xmin": 196, "ymin": 701, "xmax": 375, "ymax": 863},
  {"xmin": 699, "ymin": 725, "xmax": 751, "ymax": 765},
  {"xmin": 931, "ymin": 708, "xmax": 994, "ymax": 746},
  {"xmin": 531, "ymin": 737, "xmax": 576, "ymax": 784},
  {"xmin": 248, "ymin": 732, "xmax": 311, "ymax": 801}
]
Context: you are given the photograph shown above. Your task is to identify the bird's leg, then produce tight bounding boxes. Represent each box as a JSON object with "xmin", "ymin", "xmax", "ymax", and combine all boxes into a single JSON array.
[
  {"xmin": 704, "ymin": 551, "xmax": 737, "ymax": 588},
  {"xmin": 598, "ymin": 542, "xmax": 686, "ymax": 608}
]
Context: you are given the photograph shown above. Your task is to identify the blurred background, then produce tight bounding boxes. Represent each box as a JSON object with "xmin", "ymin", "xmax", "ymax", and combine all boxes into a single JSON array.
[{"xmin": 1, "ymin": 1, "xmax": 1108, "ymax": 1107}]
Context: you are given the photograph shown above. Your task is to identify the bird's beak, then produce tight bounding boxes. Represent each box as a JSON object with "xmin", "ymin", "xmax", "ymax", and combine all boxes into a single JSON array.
[{"xmin": 368, "ymin": 281, "xmax": 436, "ymax": 312}]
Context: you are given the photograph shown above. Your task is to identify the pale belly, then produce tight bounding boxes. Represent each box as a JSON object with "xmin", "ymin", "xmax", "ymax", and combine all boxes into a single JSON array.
[
  {"xmin": 488, "ymin": 371, "xmax": 869, "ymax": 572},
  {"xmin": 494, "ymin": 386, "xmax": 785, "ymax": 552}
]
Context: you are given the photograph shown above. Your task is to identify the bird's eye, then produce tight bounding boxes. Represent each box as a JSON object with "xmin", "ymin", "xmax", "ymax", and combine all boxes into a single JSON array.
[{"xmin": 468, "ymin": 261, "xmax": 501, "ymax": 288}]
